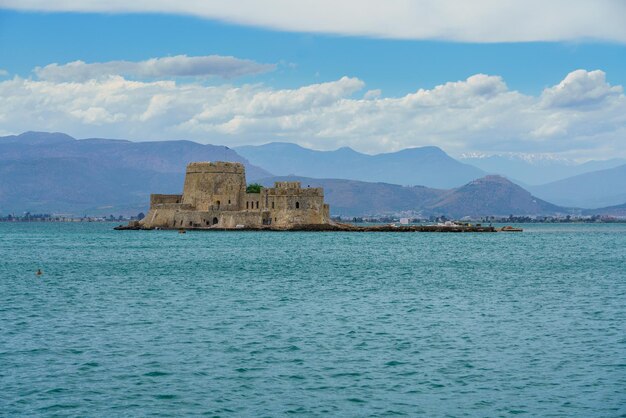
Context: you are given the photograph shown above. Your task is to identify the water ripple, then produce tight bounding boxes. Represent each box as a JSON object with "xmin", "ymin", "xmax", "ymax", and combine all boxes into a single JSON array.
[{"xmin": 0, "ymin": 223, "xmax": 625, "ymax": 416}]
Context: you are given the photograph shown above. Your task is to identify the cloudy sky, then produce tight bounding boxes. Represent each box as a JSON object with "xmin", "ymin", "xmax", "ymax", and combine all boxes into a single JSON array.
[{"xmin": 0, "ymin": 1, "xmax": 625, "ymax": 159}]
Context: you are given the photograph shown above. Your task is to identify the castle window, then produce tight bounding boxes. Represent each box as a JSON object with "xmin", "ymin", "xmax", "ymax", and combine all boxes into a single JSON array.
[
  {"xmin": 212, "ymin": 217, "xmax": 218, "ymax": 225},
  {"xmin": 256, "ymin": 201, "xmax": 259, "ymax": 209},
  {"xmin": 271, "ymin": 201, "xmax": 274, "ymax": 209},
  {"xmin": 246, "ymin": 202, "xmax": 249, "ymax": 209},
  {"xmin": 296, "ymin": 202, "xmax": 300, "ymax": 209},
  {"xmin": 228, "ymin": 200, "xmax": 231, "ymax": 204}
]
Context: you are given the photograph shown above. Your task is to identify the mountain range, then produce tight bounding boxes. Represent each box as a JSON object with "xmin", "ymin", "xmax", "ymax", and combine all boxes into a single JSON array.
[
  {"xmin": 460, "ymin": 154, "xmax": 626, "ymax": 185},
  {"xmin": 583, "ymin": 202, "xmax": 626, "ymax": 218},
  {"xmin": 235, "ymin": 142, "xmax": 485, "ymax": 189},
  {"xmin": 260, "ymin": 175, "xmax": 565, "ymax": 218},
  {"xmin": 528, "ymin": 164, "xmax": 626, "ymax": 208},
  {"xmin": 1, "ymin": 132, "xmax": 624, "ymax": 217},
  {"xmin": 0, "ymin": 132, "xmax": 269, "ymax": 214},
  {"xmin": 237, "ymin": 143, "xmax": 626, "ymax": 208}
]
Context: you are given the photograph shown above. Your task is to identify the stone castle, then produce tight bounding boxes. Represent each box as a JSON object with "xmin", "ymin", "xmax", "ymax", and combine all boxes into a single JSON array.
[{"xmin": 137, "ymin": 161, "xmax": 331, "ymax": 229}]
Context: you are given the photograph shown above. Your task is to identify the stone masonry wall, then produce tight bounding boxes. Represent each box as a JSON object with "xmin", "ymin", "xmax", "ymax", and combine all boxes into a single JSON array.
[
  {"xmin": 139, "ymin": 162, "xmax": 331, "ymax": 229},
  {"xmin": 181, "ymin": 162, "xmax": 246, "ymax": 211},
  {"xmin": 150, "ymin": 194, "xmax": 182, "ymax": 207}
]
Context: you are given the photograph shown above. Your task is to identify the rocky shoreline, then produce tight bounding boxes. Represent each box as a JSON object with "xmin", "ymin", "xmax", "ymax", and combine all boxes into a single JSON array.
[{"xmin": 114, "ymin": 222, "xmax": 499, "ymax": 232}]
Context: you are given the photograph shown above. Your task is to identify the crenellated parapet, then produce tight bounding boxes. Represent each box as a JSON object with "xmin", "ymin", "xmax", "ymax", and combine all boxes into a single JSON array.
[
  {"xmin": 274, "ymin": 181, "xmax": 301, "ymax": 189},
  {"xmin": 268, "ymin": 184, "xmax": 323, "ymax": 197},
  {"xmin": 185, "ymin": 161, "xmax": 245, "ymax": 174}
]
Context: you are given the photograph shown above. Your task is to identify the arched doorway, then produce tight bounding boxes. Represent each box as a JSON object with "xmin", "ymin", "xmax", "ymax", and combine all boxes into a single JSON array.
[{"xmin": 212, "ymin": 217, "xmax": 218, "ymax": 225}]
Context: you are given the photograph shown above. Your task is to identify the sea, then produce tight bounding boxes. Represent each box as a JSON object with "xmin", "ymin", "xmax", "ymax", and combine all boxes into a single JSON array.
[{"xmin": 1, "ymin": 222, "xmax": 625, "ymax": 416}]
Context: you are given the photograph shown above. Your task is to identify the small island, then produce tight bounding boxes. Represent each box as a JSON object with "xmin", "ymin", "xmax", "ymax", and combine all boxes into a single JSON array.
[{"xmin": 115, "ymin": 161, "xmax": 498, "ymax": 232}]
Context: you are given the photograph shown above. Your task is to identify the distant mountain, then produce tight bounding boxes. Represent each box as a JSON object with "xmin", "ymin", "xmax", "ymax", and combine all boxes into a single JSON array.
[
  {"xmin": 0, "ymin": 131, "xmax": 594, "ymax": 217},
  {"xmin": 0, "ymin": 131, "xmax": 76, "ymax": 145},
  {"xmin": 427, "ymin": 176, "xmax": 565, "ymax": 218},
  {"xmin": 584, "ymin": 202, "xmax": 626, "ymax": 218},
  {"xmin": 528, "ymin": 164, "xmax": 626, "ymax": 208},
  {"xmin": 236, "ymin": 142, "xmax": 485, "ymax": 189},
  {"xmin": 0, "ymin": 157, "xmax": 180, "ymax": 215},
  {"xmin": 259, "ymin": 175, "xmax": 568, "ymax": 217},
  {"xmin": 258, "ymin": 176, "xmax": 445, "ymax": 216},
  {"xmin": 460, "ymin": 154, "xmax": 626, "ymax": 185},
  {"xmin": 0, "ymin": 132, "xmax": 271, "ymax": 215}
]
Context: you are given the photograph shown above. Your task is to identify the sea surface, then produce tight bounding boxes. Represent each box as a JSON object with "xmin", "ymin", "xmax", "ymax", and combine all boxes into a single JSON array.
[{"xmin": 1, "ymin": 223, "xmax": 625, "ymax": 416}]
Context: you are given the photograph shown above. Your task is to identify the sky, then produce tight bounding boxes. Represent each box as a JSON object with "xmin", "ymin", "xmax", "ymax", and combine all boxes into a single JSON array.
[{"xmin": 0, "ymin": 1, "xmax": 625, "ymax": 160}]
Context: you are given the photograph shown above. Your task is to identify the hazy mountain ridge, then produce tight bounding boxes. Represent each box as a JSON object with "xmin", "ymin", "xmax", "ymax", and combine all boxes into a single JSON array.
[
  {"xmin": 240, "ymin": 143, "xmax": 626, "ymax": 208},
  {"xmin": 236, "ymin": 142, "xmax": 486, "ymax": 189},
  {"xmin": 0, "ymin": 131, "xmax": 271, "ymax": 178},
  {"xmin": 584, "ymin": 202, "xmax": 626, "ymax": 217},
  {"xmin": 0, "ymin": 132, "xmax": 271, "ymax": 214},
  {"xmin": 259, "ymin": 175, "xmax": 569, "ymax": 217},
  {"xmin": 0, "ymin": 157, "xmax": 179, "ymax": 214},
  {"xmin": 460, "ymin": 154, "xmax": 626, "ymax": 185},
  {"xmin": 1, "ymin": 131, "xmax": 623, "ymax": 216},
  {"xmin": 528, "ymin": 164, "xmax": 626, "ymax": 209}
]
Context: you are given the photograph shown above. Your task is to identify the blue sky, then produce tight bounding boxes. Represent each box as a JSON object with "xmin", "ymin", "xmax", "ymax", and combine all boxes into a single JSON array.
[
  {"xmin": 0, "ymin": 2, "xmax": 625, "ymax": 159},
  {"xmin": 2, "ymin": 10, "xmax": 625, "ymax": 96}
]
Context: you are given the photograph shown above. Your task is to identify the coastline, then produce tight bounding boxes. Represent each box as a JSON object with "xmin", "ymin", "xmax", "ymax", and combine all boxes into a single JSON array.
[{"xmin": 114, "ymin": 222, "xmax": 499, "ymax": 232}]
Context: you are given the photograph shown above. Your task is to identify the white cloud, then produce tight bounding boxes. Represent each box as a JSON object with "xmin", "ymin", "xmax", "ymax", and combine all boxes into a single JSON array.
[
  {"xmin": 1, "ymin": 0, "xmax": 625, "ymax": 43},
  {"xmin": 0, "ymin": 69, "xmax": 9, "ymax": 76},
  {"xmin": 34, "ymin": 55, "xmax": 275, "ymax": 82},
  {"xmin": 364, "ymin": 89, "xmax": 381, "ymax": 100},
  {"xmin": 541, "ymin": 69, "xmax": 623, "ymax": 108},
  {"xmin": 0, "ymin": 69, "xmax": 625, "ymax": 159}
]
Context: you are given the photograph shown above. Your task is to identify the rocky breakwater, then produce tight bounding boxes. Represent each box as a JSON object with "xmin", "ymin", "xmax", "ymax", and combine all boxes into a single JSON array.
[{"xmin": 115, "ymin": 221, "xmax": 498, "ymax": 232}]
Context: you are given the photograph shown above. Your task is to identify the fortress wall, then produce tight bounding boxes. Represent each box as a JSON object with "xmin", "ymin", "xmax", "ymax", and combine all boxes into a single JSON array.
[
  {"xmin": 274, "ymin": 181, "xmax": 301, "ymax": 189},
  {"xmin": 151, "ymin": 203, "xmax": 193, "ymax": 210},
  {"xmin": 141, "ymin": 207, "xmax": 179, "ymax": 228},
  {"xmin": 140, "ymin": 205, "xmax": 326, "ymax": 229},
  {"xmin": 170, "ymin": 210, "xmax": 264, "ymax": 229},
  {"xmin": 298, "ymin": 188, "xmax": 324, "ymax": 196},
  {"xmin": 244, "ymin": 193, "xmax": 261, "ymax": 210},
  {"xmin": 181, "ymin": 162, "xmax": 246, "ymax": 211},
  {"xmin": 258, "ymin": 183, "xmax": 329, "ymax": 227},
  {"xmin": 220, "ymin": 211, "xmax": 264, "ymax": 228},
  {"xmin": 134, "ymin": 161, "xmax": 332, "ymax": 230},
  {"xmin": 173, "ymin": 211, "xmax": 220, "ymax": 228},
  {"xmin": 150, "ymin": 194, "xmax": 183, "ymax": 208},
  {"xmin": 267, "ymin": 195, "xmax": 328, "ymax": 227},
  {"xmin": 270, "ymin": 207, "xmax": 328, "ymax": 228},
  {"xmin": 264, "ymin": 187, "xmax": 325, "ymax": 211}
]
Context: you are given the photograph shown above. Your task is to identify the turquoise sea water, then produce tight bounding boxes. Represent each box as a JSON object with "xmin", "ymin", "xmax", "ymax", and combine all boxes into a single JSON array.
[{"xmin": 1, "ymin": 223, "xmax": 625, "ymax": 416}]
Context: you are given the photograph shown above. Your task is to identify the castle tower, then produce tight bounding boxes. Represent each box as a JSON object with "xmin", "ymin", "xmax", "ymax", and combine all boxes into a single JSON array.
[{"xmin": 181, "ymin": 162, "xmax": 246, "ymax": 211}]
